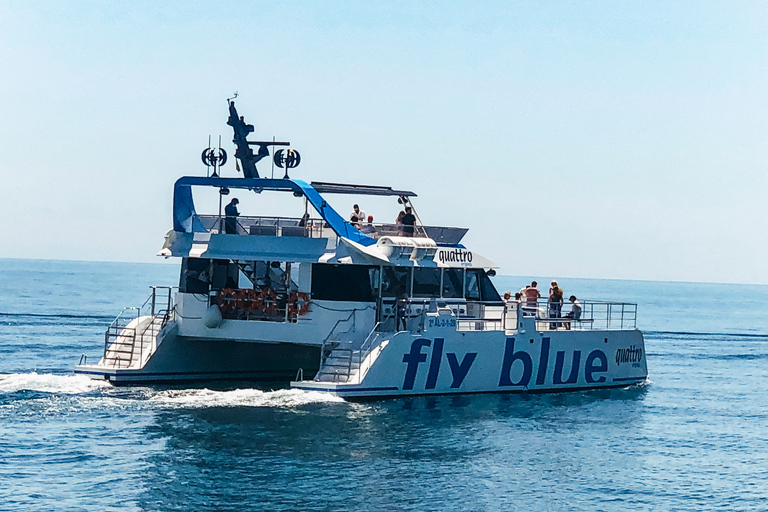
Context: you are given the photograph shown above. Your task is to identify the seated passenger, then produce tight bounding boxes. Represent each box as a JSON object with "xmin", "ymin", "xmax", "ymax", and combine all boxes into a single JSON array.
[
  {"xmin": 350, "ymin": 204, "xmax": 366, "ymax": 227},
  {"xmin": 563, "ymin": 295, "xmax": 582, "ymax": 330},
  {"xmin": 361, "ymin": 215, "xmax": 377, "ymax": 234}
]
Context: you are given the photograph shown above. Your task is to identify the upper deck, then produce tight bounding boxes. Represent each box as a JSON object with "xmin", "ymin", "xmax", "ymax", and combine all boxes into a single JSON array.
[{"xmin": 194, "ymin": 214, "xmax": 468, "ymax": 245}]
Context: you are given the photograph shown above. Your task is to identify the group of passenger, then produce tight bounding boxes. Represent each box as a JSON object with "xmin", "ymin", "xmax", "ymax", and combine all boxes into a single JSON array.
[
  {"xmin": 350, "ymin": 202, "xmax": 417, "ymax": 237},
  {"xmin": 221, "ymin": 197, "xmax": 419, "ymax": 238},
  {"xmin": 502, "ymin": 280, "xmax": 582, "ymax": 330}
]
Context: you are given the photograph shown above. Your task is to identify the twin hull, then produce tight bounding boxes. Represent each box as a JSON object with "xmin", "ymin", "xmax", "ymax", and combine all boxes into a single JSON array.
[{"xmin": 75, "ymin": 326, "xmax": 320, "ymax": 385}]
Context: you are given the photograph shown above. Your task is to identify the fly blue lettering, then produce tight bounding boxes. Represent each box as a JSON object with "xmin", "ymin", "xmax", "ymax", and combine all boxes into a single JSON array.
[
  {"xmin": 499, "ymin": 337, "xmax": 608, "ymax": 388},
  {"xmin": 402, "ymin": 338, "xmax": 477, "ymax": 390}
]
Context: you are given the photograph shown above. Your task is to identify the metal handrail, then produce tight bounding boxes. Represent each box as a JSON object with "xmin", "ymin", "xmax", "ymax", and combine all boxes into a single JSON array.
[
  {"xmin": 101, "ymin": 287, "xmax": 175, "ymax": 369},
  {"xmin": 193, "ymin": 213, "xmax": 468, "ymax": 243}
]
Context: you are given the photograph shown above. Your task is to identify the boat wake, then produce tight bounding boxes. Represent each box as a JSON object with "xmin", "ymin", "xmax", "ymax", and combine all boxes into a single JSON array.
[
  {"xmin": 0, "ymin": 372, "xmax": 345, "ymax": 409},
  {"xmin": 149, "ymin": 387, "xmax": 346, "ymax": 408},
  {"xmin": 0, "ymin": 372, "xmax": 111, "ymax": 394}
]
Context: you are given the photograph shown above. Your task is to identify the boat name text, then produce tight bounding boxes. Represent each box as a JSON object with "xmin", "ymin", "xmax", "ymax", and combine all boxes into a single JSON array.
[{"xmin": 437, "ymin": 249, "xmax": 473, "ymax": 264}]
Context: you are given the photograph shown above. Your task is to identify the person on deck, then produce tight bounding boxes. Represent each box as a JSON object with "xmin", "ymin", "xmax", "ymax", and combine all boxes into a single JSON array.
[
  {"xmin": 350, "ymin": 204, "xmax": 366, "ymax": 227},
  {"xmin": 523, "ymin": 281, "xmax": 541, "ymax": 313},
  {"xmin": 401, "ymin": 206, "xmax": 416, "ymax": 237},
  {"xmin": 224, "ymin": 198, "xmax": 240, "ymax": 234},
  {"xmin": 549, "ymin": 280, "xmax": 564, "ymax": 329},
  {"xmin": 395, "ymin": 285, "xmax": 408, "ymax": 331},
  {"xmin": 563, "ymin": 295, "xmax": 582, "ymax": 330},
  {"xmin": 361, "ymin": 215, "xmax": 377, "ymax": 234}
]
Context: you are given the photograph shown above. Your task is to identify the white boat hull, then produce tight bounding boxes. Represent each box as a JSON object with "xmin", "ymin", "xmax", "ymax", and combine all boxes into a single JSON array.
[{"xmin": 291, "ymin": 326, "xmax": 647, "ymax": 399}]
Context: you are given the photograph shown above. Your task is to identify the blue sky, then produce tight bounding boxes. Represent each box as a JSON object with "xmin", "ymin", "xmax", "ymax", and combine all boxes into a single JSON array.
[{"xmin": 1, "ymin": 1, "xmax": 766, "ymax": 284}]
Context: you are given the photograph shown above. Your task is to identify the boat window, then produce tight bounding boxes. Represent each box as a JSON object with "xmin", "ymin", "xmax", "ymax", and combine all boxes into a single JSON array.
[
  {"xmin": 311, "ymin": 264, "xmax": 376, "ymax": 302},
  {"xmin": 478, "ymin": 270, "xmax": 502, "ymax": 303},
  {"xmin": 442, "ymin": 268, "xmax": 463, "ymax": 298},
  {"xmin": 211, "ymin": 259, "xmax": 239, "ymax": 290},
  {"xmin": 413, "ymin": 268, "xmax": 441, "ymax": 298},
  {"xmin": 240, "ymin": 261, "xmax": 296, "ymax": 293},
  {"xmin": 381, "ymin": 266, "xmax": 411, "ymax": 297},
  {"xmin": 464, "ymin": 270, "xmax": 481, "ymax": 301},
  {"xmin": 179, "ymin": 258, "xmax": 211, "ymax": 294}
]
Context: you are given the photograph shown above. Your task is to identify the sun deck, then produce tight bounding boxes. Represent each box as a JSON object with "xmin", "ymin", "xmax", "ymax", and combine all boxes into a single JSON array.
[{"xmin": 193, "ymin": 214, "xmax": 469, "ymax": 245}]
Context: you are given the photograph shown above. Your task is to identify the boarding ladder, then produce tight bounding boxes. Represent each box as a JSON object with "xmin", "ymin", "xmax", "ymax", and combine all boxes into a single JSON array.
[
  {"xmin": 314, "ymin": 322, "xmax": 389, "ymax": 384},
  {"xmin": 100, "ymin": 287, "xmax": 174, "ymax": 369}
]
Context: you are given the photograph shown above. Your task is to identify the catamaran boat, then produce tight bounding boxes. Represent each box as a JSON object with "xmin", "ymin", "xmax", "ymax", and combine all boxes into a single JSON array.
[{"xmin": 75, "ymin": 100, "xmax": 648, "ymax": 396}]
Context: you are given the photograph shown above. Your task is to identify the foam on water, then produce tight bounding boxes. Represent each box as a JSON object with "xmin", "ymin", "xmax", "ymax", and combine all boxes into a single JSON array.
[
  {"xmin": 148, "ymin": 387, "xmax": 346, "ymax": 408},
  {"xmin": 0, "ymin": 372, "xmax": 111, "ymax": 394}
]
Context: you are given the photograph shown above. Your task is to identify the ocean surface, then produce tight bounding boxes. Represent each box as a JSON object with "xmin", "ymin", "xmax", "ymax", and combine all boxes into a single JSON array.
[{"xmin": 1, "ymin": 258, "xmax": 767, "ymax": 511}]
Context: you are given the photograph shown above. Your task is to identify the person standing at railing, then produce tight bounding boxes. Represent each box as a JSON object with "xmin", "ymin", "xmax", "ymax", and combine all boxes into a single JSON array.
[
  {"xmin": 563, "ymin": 295, "xmax": 582, "ymax": 330},
  {"xmin": 401, "ymin": 206, "xmax": 416, "ymax": 236},
  {"xmin": 224, "ymin": 198, "xmax": 240, "ymax": 234},
  {"xmin": 549, "ymin": 281, "xmax": 564, "ymax": 329},
  {"xmin": 523, "ymin": 281, "xmax": 540, "ymax": 310},
  {"xmin": 396, "ymin": 285, "xmax": 408, "ymax": 331}
]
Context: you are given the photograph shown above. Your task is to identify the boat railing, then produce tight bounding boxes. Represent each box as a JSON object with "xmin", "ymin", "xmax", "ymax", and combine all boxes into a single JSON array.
[
  {"xmin": 377, "ymin": 298, "xmax": 506, "ymax": 333},
  {"xmin": 194, "ymin": 214, "xmax": 468, "ymax": 244},
  {"xmin": 318, "ymin": 310, "xmax": 358, "ymax": 382},
  {"xmin": 373, "ymin": 297, "xmax": 637, "ymax": 333},
  {"xmin": 518, "ymin": 298, "xmax": 637, "ymax": 331},
  {"xmin": 101, "ymin": 286, "xmax": 174, "ymax": 369}
]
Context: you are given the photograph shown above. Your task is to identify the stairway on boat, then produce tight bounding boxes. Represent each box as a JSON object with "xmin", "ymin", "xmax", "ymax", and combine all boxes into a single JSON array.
[
  {"xmin": 314, "ymin": 333, "xmax": 391, "ymax": 384},
  {"xmin": 100, "ymin": 315, "xmax": 165, "ymax": 369}
]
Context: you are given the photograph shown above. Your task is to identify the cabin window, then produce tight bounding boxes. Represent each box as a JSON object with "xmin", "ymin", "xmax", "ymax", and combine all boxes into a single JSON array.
[
  {"xmin": 179, "ymin": 258, "xmax": 211, "ymax": 294},
  {"xmin": 311, "ymin": 264, "xmax": 376, "ymax": 302},
  {"xmin": 478, "ymin": 270, "xmax": 502, "ymax": 303},
  {"xmin": 442, "ymin": 268, "xmax": 463, "ymax": 298},
  {"xmin": 211, "ymin": 259, "xmax": 239, "ymax": 290},
  {"xmin": 413, "ymin": 268, "xmax": 441, "ymax": 298},
  {"xmin": 381, "ymin": 266, "xmax": 411, "ymax": 297},
  {"xmin": 464, "ymin": 270, "xmax": 481, "ymax": 301}
]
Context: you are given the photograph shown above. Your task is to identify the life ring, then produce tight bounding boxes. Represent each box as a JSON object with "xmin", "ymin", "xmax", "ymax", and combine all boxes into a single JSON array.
[
  {"xmin": 254, "ymin": 288, "xmax": 277, "ymax": 314},
  {"xmin": 217, "ymin": 288, "xmax": 236, "ymax": 313},
  {"xmin": 238, "ymin": 288, "xmax": 259, "ymax": 312},
  {"xmin": 287, "ymin": 292, "xmax": 311, "ymax": 316}
]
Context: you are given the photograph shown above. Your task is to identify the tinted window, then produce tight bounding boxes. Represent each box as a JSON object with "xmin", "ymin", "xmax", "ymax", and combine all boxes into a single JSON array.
[
  {"xmin": 464, "ymin": 270, "xmax": 481, "ymax": 301},
  {"xmin": 311, "ymin": 264, "xmax": 375, "ymax": 302},
  {"xmin": 381, "ymin": 267, "xmax": 411, "ymax": 297},
  {"xmin": 413, "ymin": 268, "xmax": 441, "ymax": 297},
  {"xmin": 179, "ymin": 258, "xmax": 210, "ymax": 294},
  {"xmin": 478, "ymin": 271, "xmax": 502, "ymax": 303},
  {"xmin": 442, "ymin": 269, "xmax": 463, "ymax": 298}
]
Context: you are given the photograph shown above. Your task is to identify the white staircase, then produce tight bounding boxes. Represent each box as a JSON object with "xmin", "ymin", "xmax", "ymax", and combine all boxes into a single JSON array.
[
  {"xmin": 101, "ymin": 315, "xmax": 164, "ymax": 369},
  {"xmin": 314, "ymin": 332, "xmax": 391, "ymax": 384}
]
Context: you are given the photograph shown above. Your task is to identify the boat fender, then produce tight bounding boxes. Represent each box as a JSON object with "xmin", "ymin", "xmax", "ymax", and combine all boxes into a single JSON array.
[
  {"xmin": 255, "ymin": 288, "xmax": 277, "ymax": 314},
  {"xmin": 203, "ymin": 304, "xmax": 223, "ymax": 328},
  {"xmin": 287, "ymin": 292, "xmax": 311, "ymax": 316}
]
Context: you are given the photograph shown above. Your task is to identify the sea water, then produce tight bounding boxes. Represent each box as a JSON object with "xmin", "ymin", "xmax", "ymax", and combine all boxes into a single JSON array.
[{"xmin": 1, "ymin": 259, "xmax": 767, "ymax": 511}]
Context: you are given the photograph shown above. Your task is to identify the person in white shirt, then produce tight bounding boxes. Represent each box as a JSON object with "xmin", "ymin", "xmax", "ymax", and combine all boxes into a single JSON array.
[
  {"xmin": 563, "ymin": 295, "xmax": 582, "ymax": 330},
  {"xmin": 350, "ymin": 204, "xmax": 366, "ymax": 226}
]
